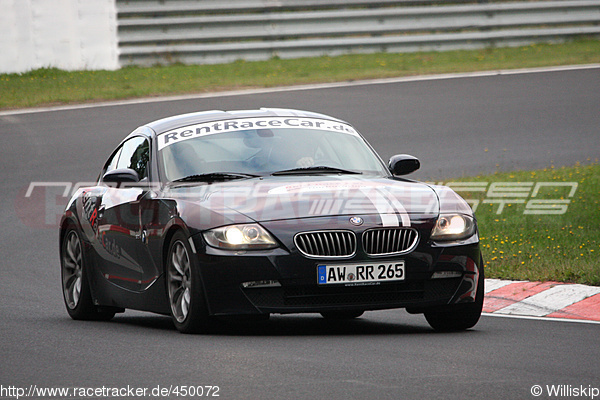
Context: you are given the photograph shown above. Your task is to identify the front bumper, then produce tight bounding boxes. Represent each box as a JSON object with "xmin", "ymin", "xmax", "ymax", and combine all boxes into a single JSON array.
[
  {"xmin": 190, "ymin": 229, "xmax": 482, "ymax": 316},
  {"xmin": 241, "ymin": 277, "xmax": 467, "ymax": 314}
]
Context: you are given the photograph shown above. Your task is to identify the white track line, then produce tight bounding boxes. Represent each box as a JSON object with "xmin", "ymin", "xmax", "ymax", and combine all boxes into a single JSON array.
[
  {"xmin": 1, "ymin": 64, "xmax": 599, "ymax": 117},
  {"xmin": 482, "ymin": 312, "xmax": 600, "ymax": 325}
]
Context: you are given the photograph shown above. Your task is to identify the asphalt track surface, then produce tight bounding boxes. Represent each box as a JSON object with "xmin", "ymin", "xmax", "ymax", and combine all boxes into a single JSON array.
[{"xmin": 1, "ymin": 67, "xmax": 599, "ymax": 399}]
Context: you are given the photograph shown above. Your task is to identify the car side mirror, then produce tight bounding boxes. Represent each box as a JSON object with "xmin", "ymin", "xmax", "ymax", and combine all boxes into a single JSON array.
[
  {"xmin": 388, "ymin": 154, "xmax": 420, "ymax": 176},
  {"xmin": 102, "ymin": 168, "xmax": 140, "ymax": 185}
]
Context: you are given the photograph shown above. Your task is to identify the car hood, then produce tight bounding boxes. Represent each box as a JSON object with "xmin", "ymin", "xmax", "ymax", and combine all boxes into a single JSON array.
[{"xmin": 164, "ymin": 175, "xmax": 471, "ymax": 227}]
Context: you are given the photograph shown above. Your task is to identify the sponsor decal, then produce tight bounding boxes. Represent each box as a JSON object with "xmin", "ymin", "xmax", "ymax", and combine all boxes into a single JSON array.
[
  {"xmin": 157, "ymin": 117, "xmax": 359, "ymax": 150},
  {"xmin": 81, "ymin": 191, "xmax": 99, "ymax": 232},
  {"xmin": 101, "ymin": 231, "xmax": 122, "ymax": 259}
]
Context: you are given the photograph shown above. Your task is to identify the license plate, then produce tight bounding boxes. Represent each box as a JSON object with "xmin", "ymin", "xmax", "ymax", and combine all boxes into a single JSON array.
[{"xmin": 317, "ymin": 261, "xmax": 405, "ymax": 285}]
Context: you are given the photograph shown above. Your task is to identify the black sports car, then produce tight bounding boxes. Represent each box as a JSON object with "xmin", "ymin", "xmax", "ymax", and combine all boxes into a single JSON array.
[{"xmin": 60, "ymin": 108, "xmax": 484, "ymax": 333}]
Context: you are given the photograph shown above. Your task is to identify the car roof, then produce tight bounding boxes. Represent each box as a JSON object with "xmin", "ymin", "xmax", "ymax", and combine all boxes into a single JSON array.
[{"xmin": 142, "ymin": 108, "xmax": 347, "ymax": 136}]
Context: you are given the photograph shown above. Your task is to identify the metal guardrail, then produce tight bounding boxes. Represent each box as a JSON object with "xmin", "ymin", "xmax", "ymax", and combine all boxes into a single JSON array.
[
  {"xmin": 117, "ymin": 0, "xmax": 481, "ymax": 15},
  {"xmin": 116, "ymin": 0, "xmax": 600, "ymax": 66}
]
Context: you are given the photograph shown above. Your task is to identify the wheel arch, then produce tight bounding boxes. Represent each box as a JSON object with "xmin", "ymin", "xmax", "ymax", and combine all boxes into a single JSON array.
[
  {"xmin": 161, "ymin": 221, "xmax": 215, "ymax": 317},
  {"xmin": 162, "ymin": 225, "xmax": 181, "ymax": 274},
  {"xmin": 59, "ymin": 216, "xmax": 80, "ymax": 256},
  {"xmin": 161, "ymin": 219, "xmax": 194, "ymax": 275}
]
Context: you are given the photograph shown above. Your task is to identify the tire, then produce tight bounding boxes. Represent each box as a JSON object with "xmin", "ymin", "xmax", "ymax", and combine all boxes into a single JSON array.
[
  {"xmin": 320, "ymin": 310, "xmax": 364, "ymax": 320},
  {"xmin": 61, "ymin": 226, "xmax": 115, "ymax": 321},
  {"xmin": 166, "ymin": 231, "xmax": 211, "ymax": 333},
  {"xmin": 424, "ymin": 261, "xmax": 485, "ymax": 332}
]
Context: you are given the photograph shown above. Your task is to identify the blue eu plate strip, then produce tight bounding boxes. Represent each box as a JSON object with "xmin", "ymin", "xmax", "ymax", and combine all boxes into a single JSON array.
[{"xmin": 318, "ymin": 265, "xmax": 327, "ymax": 284}]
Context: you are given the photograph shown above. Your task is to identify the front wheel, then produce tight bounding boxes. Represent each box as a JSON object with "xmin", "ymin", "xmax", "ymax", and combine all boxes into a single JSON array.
[
  {"xmin": 61, "ymin": 227, "xmax": 115, "ymax": 321},
  {"xmin": 166, "ymin": 231, "xmax": 211, "ymax": 333},
  {"xmin": 424, "ymin": 262, "xmax": 485, "ymax": 331}
]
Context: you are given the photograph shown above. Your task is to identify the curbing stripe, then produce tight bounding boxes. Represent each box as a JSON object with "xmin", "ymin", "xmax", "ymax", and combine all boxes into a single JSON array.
[
  {"xmin": 484, "ymin": 278, "xmax": 519, "ymax": 293},
  {"xmin": 546, "ymin": 293, "xmax": 600, "ymax": 321},
  {"xmin": 496, "ymin": 283, "xmax": 600, "ymax": 317},
  {"xmin": 484, "ymin": 279, "xmax": 600, "ymax": 322},
  {"xmin": 483, "ymin": 281, "xmax": 557, "ymax": 313}
]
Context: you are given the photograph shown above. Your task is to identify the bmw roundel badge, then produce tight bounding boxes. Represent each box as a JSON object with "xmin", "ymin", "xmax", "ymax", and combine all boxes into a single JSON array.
[{"xmin": 349, "ymin": 216, "xmax": 364, "ymax": 226}]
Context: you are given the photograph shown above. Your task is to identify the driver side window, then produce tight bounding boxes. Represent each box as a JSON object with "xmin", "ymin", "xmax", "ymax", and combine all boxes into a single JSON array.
[
  {"xmin": 104, "ymin": 148, "xmax": 121, "ymax": 174},
  {"xmin": 102, "ymin": 137, "xmax": 150, "ymax": 181},
  {"xmin": 118, "ymin": 137, "xmax": 150, "ymax": 180}
]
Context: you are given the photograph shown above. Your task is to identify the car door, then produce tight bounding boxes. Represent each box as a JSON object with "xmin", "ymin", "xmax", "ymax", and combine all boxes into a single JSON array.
[
  {"xmin": 138, "ymin": 193, "xmax": 173, "ymax": 290},
  {"xmin": 94, "ymin": 136, "xmax": 150, "ymax": 291}
]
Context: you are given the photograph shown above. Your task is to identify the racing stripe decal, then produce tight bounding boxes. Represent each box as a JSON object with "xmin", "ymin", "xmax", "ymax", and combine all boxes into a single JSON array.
[
  {"xmin": 379, "ymin": 187, "xmax": 411, "ymax": 227},
  {"xmin": 359, "ymin": 186, "xmax": 399, "ymax": 227},
  {"xmin": 380, "ymin": 214, "xmax": 400, "ymax": 227}
]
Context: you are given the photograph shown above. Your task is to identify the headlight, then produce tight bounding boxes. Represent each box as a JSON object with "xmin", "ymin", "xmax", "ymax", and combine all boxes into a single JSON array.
[
  {"xmin": 430, "ymin": 214, "xmax": 476, "ymax": 241},
  {"xmin": 203, "ymin": 224, "xmax": 278, "ymax": 250}
]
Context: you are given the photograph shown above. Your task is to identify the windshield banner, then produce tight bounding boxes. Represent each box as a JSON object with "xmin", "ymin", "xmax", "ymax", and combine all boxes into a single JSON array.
[{"xmin": 157, "ymin": 117, "xmax": 358, "ymax": 150}]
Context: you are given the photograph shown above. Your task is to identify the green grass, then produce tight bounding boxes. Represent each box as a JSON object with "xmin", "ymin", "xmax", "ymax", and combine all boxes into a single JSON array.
[
  {"xmin": 446, "ymin": 163, "xmax": 600, "ymax": 286},
  {"xmin": 1, "ymin": 38, "xmax": 600, "ymax": 109}
]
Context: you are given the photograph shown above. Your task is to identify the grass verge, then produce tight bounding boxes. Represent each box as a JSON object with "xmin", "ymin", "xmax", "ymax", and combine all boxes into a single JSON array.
[
  {"xmin": 1, "ymin": 38, "xmax": 600, "ymax": 110},
  {"xmin": 446, "ymin": 163, "xmax": 600, "ymax": 286}
]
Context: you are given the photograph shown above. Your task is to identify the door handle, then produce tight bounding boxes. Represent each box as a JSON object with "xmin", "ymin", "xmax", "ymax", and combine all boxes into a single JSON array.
[{"xmin": 140, "ymin": 229, "xmax": 148, "ymax": 244}]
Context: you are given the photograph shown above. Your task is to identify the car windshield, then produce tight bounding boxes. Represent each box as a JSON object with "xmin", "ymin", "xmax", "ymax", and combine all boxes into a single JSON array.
[{"xmin": 158, "ymin": 117, "xmax": 388, "ymax": 182}]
